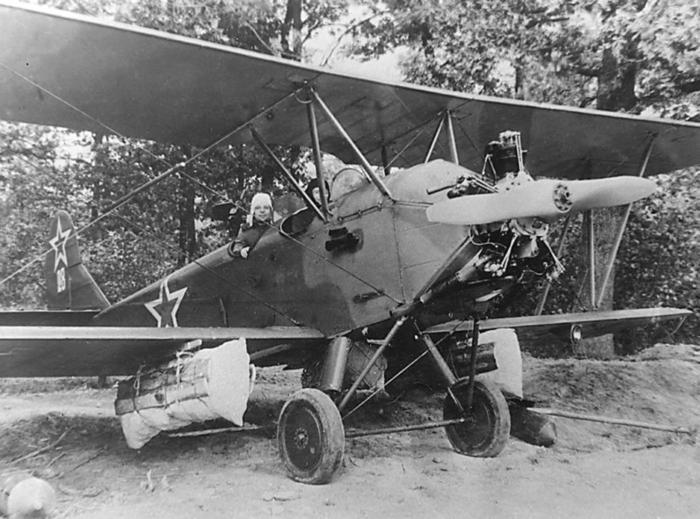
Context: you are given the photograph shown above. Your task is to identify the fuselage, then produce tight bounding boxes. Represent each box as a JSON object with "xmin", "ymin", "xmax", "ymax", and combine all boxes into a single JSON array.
[{"xmin": 95, "ymin": 160, "xmax": 526, "ymax": 336}]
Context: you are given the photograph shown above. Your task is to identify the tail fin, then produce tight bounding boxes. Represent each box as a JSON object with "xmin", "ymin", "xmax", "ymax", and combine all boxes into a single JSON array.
[{"xmin": 44, "ymin": 211, "xmax": 110, "ymax": 310}]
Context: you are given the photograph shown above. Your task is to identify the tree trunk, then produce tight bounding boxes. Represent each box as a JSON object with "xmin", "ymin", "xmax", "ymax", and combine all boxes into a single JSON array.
[
  {"xmin": 596, "ymin": 46, "xmax": 638, "ymax": 111},
  {"xmin": 281, "ymin": 0, "xmax": 302, "ymax": 60}
]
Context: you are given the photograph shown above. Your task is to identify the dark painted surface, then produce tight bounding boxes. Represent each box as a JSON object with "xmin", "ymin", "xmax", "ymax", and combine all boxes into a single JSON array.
[
  {"xmin": 0, "ymin": 311, "xmax": 98, "ymax": 326},
  {"xmin": 1, "ymin": 3, "xmax": 699, "ymax": 180},
  {"xmin": 0, "ymin": 326, "xmax": 325, "ymax": 376},
  {"xmin": 426, "ymin": 308, "xmax": 693, "ymax": 344},
  {"xmin": 0, "ymin": 161, "xmax": 482, "ymax": 377},
  {"xmin": 44, "ymin": 211, "xmax": 109, "ymax": 310},
  {"xmin": 96, "ymin": 161, "xmax": 471, "ymax": 337}
]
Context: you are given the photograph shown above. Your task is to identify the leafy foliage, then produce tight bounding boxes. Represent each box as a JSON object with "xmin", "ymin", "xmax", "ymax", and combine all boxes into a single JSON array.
[
  {"xmin": 1, "ymin": 1, "xmax": 696, "ymax": 353},
  {"xmin": 1, "ymin": 0, "xmax": 346, "ymax": 305},
  {"xmin": 354, "ymin": 0, "xmax": 699, "ymax": 114},
  {"xmin": 351, "ymin": 0, "xmax": 699, "ymax": 348},
  {"xmin": 0, "ymin": 122, "xmax": 92, "ymax": 307},
  {"xmin": 615, "ymin": 168, "xmax": 699, "ymax": 349}
]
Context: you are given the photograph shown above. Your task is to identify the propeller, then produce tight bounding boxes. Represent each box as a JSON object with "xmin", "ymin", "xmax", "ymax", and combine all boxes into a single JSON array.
[{"xmin": 426, "ymin": 176, "xmax": 655, "ymax": 226}]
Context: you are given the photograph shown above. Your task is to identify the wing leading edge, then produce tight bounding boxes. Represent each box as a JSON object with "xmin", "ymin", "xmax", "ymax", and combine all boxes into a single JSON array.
[
  {"xmin": 0, "ymin": 310, "xmax": 690, "ymax": 376},
  {"xmin": 0, "ymin": 326, "xmax": 325, "ymax": 377},
  {"xmin": 0, "ymin": 2, "xmax": 699, "ymax": 179}
]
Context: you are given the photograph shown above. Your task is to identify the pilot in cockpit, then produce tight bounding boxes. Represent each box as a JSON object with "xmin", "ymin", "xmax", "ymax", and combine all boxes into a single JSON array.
[
  {"xmin": 305, "ymin": 178, "xmax": 330, "ymax": 209},
  {"xmin": 230, "ymin": 192, "xmax": 273, "ymax": 259}
]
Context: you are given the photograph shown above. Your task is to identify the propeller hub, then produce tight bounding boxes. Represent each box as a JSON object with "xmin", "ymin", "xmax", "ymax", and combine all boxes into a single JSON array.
[{"xmin": 553, "ymin": 183, "xmax": 573, "ymax": 213}]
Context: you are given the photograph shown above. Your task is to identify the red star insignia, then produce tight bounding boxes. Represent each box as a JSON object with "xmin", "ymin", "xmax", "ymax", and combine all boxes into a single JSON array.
[
  {"xmin": 49, "ymin": 218, "xmax": 71, "ymax": 272},
  {"xmin": 144, "ymin": 278, "xmax": 188, "ymax": 327}
]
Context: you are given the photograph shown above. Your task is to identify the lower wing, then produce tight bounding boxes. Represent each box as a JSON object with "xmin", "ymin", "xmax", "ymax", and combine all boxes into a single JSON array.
[
  {"xmin": 425, "ymin": 307, "xmax": 691, "ymax": 344},
  {"xmin": 1, "ymin": 307, "xmax": 689, "ymax": 377},
  {"xmin": 0, "ymin": 325, "xmax": 324, "ymax": 377}
]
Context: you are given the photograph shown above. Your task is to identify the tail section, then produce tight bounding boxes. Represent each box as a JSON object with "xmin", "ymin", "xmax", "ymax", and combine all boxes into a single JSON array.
[{"xmin": 44, "ymin": 211, "xmax": 110, "ymax": 310}]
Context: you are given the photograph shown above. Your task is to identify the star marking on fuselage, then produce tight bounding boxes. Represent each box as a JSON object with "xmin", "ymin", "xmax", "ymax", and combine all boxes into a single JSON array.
[
  {"xmin": 144, "ymin": 279, "xmax": 188, "ymax": 328},
  {"xmin": 49, "ymin": 218, "xmax": 71, "ymax": 272}
]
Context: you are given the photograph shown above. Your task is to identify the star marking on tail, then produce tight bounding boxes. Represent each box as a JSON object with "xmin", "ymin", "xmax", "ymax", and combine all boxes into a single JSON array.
[{"xmin": 49, "ymin": 219, "xmax": 71, "ymax": 272}]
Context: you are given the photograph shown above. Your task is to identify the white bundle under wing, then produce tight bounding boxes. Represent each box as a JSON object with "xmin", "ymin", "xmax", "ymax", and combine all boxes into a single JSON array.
[
  {"xmin": 115, "ymin": 339, "xmax": 254, "ymax": 449},
  {"xmin": 475, "ymin": 328, "xmax": 523, "ymax": 399}
]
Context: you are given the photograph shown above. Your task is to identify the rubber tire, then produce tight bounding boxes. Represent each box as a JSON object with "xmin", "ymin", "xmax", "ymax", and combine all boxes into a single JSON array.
[
  {"xmin": 277, "ymin": 388, "xmax": 345, "ymax": 484},
  {"xmin": 443, "ymin": 378, "xmax": 510, "ymax": 457}
]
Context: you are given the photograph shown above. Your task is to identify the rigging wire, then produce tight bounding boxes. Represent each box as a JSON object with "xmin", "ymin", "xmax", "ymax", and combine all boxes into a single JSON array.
[
  {"xmin": 454, "ymin": 113, "xmax": 485, "ymax": 168},
  {"xmin": 0, "ymin": 60, "xmax": 402, "ymax": 304},
  {"xmin": 384, "ymin": 125, "xmax": 427, "ymax": 169},
  {"xmin": 108, "ymin": 213, "xmax": 304, "ymax": 325},
  {"xmin": 167, "ymin": 161, "xmax": 402, "ymax": 303},
  {"xmin": 115, "ymin": 155, "xmax": 402, "ymax": 303},
  {"xmin": 341, "ymin": 317, "xmax": 475, "ymax": 421},
  {"xmin": 0, "ymin": 59, "xmax": 301, "ymax": 285}
]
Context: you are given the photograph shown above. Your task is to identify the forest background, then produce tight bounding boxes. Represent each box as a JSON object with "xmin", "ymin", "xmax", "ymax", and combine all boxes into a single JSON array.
[{"xmin": 0, "ymin": 0, "xmax": 697, "ymax": 354}]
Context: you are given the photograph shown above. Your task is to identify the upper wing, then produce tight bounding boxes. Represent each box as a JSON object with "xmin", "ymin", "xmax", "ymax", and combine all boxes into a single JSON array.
[
  {"xmin": 425, "ymin": 307, "xmax": 692, "ymax": 344},
  {"xmin": 0, "ymin": 325, "xmax": 325, "ymax": 377},
  {"xmin": 1, "ymin": 2, "xmax": 699, "ymax": 179}
]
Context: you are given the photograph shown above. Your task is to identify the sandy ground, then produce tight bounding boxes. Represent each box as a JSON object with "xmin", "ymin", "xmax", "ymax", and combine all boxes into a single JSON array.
[{"xmin": 1, "ymin": 345, "xmax": 699, "ymax": 518}]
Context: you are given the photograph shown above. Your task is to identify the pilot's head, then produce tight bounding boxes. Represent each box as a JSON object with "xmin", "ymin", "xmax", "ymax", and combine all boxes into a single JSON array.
[
  {"xmin": 250, "ymin": 192, "xmax": 273, "ymax": 224},
  {"xmin": 305, "ymin": 178, "xmax": 330, "ymax": 206}
]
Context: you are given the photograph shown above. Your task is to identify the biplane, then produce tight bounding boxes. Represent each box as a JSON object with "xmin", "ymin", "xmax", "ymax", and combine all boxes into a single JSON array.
[{"xmin": 0, "ymin": 1, "xmax": 697, "ymax": 484}]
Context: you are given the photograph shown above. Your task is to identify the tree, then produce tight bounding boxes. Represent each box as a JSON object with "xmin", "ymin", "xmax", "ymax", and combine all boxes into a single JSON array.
[
  {"xmin": 1, "ymin": 0, "xmax": 348, "ymax": 306},
  {"xmin": 0, "ymin": 122, "xmax": 94, "ymax": 306},
  {"xmin": 351, "ymin": 0, "xmax": 699, "ymax": 351},
  {"xmin": 353, "ymin": 0, "xmax": 699, "ymax": 114}
]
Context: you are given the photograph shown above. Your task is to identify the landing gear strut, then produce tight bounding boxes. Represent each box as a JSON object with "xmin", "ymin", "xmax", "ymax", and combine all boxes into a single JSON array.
[
  {"xmin": 431, "ymin": 318, "xmax": 510, "ymax": 457},
  {"xmin": 277, "ymin": 316, "xmax": 513, "ymax": 484}
]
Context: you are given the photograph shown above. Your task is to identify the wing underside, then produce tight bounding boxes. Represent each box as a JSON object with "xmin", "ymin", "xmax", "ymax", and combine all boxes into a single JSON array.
[
  {"xmin": 0, "ymin": 2, "xmax": 699, "ymax": 179},
  {"xmin": 0, "ymin": 308, "xmax": 690, "ymax": 377},
  {"xmin": 0, "ymin": 325, "xmax": 325, "ymax": 377},
  {"xmin": 425, "ymin": 307, "xmax": 692, "ymax": 344}
]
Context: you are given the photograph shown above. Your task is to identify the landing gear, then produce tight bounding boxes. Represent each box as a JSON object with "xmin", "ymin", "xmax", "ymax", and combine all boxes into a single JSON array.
[
  {"xmin": 277, "ymin": 389, "xmax": 345, "ymax": 484},
  {"xmin": 278, "ymin": 317, "xmax": 516, "ymax": 483},
  {"xmin": 443, "ymin": 378, "xmax": 510, "ymax": 457}
]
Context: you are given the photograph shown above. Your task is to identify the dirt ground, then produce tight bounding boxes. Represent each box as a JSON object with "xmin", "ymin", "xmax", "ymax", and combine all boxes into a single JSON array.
[{"xmin": 1, "ymin": 344, "xmax": 699, "ymax": 519}]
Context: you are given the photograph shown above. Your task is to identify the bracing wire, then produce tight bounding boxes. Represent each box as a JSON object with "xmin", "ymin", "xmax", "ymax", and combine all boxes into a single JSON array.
[
  {"xmin": 341, "ymin": 317, "xmax": 475, "ymax": 421},
  {"xmin": 109, "ymin": 213, "xmax": 304, "ymax": 325},
  {"xmin": 0, "ymin": 59, "xmax": 301, "ymax": 285},
  {"xmin": 0, "ymin": 59, "xmax": 403, "ymax": 305}
]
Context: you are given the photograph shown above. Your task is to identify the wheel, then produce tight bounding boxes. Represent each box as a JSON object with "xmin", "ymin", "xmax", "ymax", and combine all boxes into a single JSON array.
[
  {"xmin": 277, "ymin": 388, "xmax": 345, "ymax": 484},
  {"xmin": 443, "ymin": 378, "xmax": 510, "ymax": 457}
]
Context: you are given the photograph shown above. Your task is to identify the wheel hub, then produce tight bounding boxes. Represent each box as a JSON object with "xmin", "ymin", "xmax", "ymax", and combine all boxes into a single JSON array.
[
  {"xmin": 293, "ymin": 427, "xmax": 310, "ymax": 449},
  {"xmin": 284, "ymin": 404, "xmax": 323, "ymax": 470},
  {"xmin": 277, "ymin": 389, "xmax": 345, "ymax": 484}
]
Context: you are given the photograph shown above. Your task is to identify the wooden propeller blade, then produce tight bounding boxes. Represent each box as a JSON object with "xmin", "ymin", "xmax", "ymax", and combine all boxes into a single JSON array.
[{"xmin": 426, "ymin": 176, "xmax": 655, "ymax": 226}]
